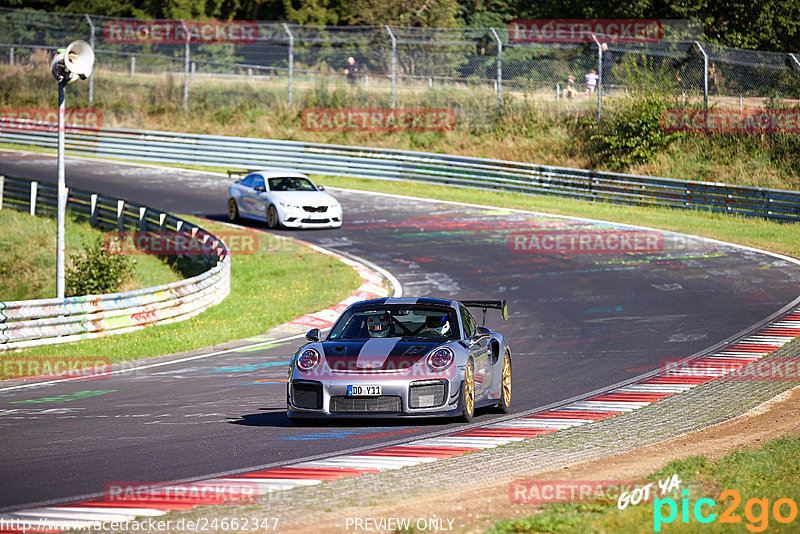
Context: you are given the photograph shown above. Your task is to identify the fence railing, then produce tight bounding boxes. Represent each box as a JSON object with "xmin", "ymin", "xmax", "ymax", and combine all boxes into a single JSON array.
[
  {"xmin": 2, "ymin": 120, "xmax": 799, "ymax": 223},
  {"xmin": 0, "ymin": 175, "xmax": 231, "ymax": 351}
]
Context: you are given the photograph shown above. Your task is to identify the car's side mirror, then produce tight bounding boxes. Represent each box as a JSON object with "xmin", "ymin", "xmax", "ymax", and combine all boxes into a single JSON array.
[
  {"xmin": 254, "ymin": 185, "xmax": 266, "ymax": 193},
  {"xmin": 472, "ymin": 326, "xmax": 491, "ymax": 341},
  {"xmin": 318, "ymin": 184, "xmax": 325, "ymax": 190},
  {"xmin": 306, "ymin": 328, "xmax": 321, "ymax": 342}
]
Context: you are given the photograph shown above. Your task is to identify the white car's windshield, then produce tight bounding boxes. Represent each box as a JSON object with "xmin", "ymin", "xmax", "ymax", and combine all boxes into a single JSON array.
[
  {"xmin": 268, "ymin": 177, "xmax": 317, "ymax": 192},
  {"xmin": 328, "ymin": 305, "xmax": 459, "ymax": 341}
]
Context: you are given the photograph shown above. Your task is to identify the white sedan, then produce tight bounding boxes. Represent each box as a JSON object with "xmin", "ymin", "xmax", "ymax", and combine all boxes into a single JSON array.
[{"xmin": 227, "ymin": 170, "xmax": 342, "ymax": 229}]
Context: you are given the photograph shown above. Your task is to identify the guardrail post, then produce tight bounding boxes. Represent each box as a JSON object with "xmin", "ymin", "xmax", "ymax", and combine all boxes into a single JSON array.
[
  {"xmin": 490, "ymin": 28, "xmax": 502, "ymax": 110},
  {"xmin": 385, "ymin": 25, "xmax": 397, "ymax": 108},
  {"xmin": 176, "ymin": 220, "xmax": 183, "ymax": 232},
  {"xmin": 694, "ymin": 41, "xmax": 709, "ymax": 110},
  {"xmin": 0, "ymin": 175, "xmax": 4, "ymax": 210},
  {"xmin": 283, "ymin": 23, "xmax": 294, "ymax": 108},
  {"xmin": 130, "ymin": 55, "xmax": 135, "ymax": 78},
  {"xmin": 116, "ymin": 199, "xmax": 125, "ymax": 232},
  {"xmin": 159, "ymin": 212, "xmax": 167, "ymax": 229},
  {"xmin": 30, "ymin": 181, "xmax": 37, "ymax": 216},
  {"xmin": 139, "ymin": 206, "xmax": 147, "ymax": 231},
  {"xmin": 85, "ymin": 15, "xmax": 95, "ymax": 103},
  {"xmin": 90, "ymin": 193, "xmax": 98, "ymax": 226}
]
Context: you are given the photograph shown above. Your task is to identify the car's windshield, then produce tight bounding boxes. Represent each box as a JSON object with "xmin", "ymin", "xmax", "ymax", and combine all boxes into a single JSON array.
[
  {"xmin": 328, "ymin": 305, "xmax": 459, "ymax": 341},
  {"xmin": 268, "ymin": 177, "xmax": 317, "ymax": 192}
]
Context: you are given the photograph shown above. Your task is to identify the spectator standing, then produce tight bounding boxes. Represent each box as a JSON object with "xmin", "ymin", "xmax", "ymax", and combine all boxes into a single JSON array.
[
  {"xmin": 601, "ymin": 43, "xmax": 613, "ymax": 88},
  {"xmin": 344, "ymin": 56, "xmax": 359, "ymax": 85},
  {"xmin": 585, "ymin": 69, "xmax": 598, "ymax": 94}
]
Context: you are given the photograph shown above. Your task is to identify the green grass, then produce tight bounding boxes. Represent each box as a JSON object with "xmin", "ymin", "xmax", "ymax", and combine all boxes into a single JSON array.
[
  {"xmin": 0, "ymin": 208, "xmax": 180, "ymax": 301},
  {"xmin": 487, "ymin": 433, "xmax": 800, "ymax": 533},
  {"xmin": 8, "ymin": 218, "xmax": 362, "ymax": 363},
  {"xmin": 317, "ymin": 175, "xmax": 800, "ymax": 261}
]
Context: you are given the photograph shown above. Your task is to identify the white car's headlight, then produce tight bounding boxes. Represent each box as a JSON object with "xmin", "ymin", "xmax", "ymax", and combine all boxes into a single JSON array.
[
  {"xmin": 296, "ymin": 348, "xmax": 320, "ymax": 372},
  {"xmin": 280, "ymin": 202, "xmax": 302, "ymax": 210}
]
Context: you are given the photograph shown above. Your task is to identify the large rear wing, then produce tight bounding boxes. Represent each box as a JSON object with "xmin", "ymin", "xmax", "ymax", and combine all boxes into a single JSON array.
[{"xmin": 462, "ymin": 300, "xmax": 508, "ymax": 321}]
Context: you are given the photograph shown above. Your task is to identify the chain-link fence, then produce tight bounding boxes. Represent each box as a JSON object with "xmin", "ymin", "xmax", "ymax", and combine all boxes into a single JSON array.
[{"xmin": 1, "ymin": 7, "xmax": 799, "ymax": 129}]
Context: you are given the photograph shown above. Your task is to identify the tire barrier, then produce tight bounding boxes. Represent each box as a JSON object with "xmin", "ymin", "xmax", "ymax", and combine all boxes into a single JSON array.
[
  {"xmin": 2, "ymin": 118, "xmax": 800, "ymax": 222},
  {"xmin": 0, "ymin": 176, "xmax": 230, "ymax": 350}
]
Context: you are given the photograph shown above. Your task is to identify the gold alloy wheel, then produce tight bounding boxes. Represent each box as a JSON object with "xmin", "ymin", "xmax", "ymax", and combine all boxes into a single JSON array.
[
  {"xmin": 501, "ymin": 352, "xmax": 511, "ymax": 409},
  {"xmin": 227, "ymin": 199, "xmax": 238, "ymax": 221},
  {"xmin": 464, "ymin": 362, "xmax": 475, "ymax": 417},
  {"xmin": 267, "ymin": 205, "xmax": 279, "ymax": 228}
]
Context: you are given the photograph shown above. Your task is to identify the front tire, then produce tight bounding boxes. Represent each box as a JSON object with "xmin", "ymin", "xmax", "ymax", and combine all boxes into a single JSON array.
[
  {"xmin": 227, "ymin": 199, "xmax": 239, "ymax": 222},
  {"xmin": 267, "ymin": 204, "xmax": 281, "ymax": 229},
  {"xmin": 458, "ymin": 359, "xmax": 475, "ymax": 423},
  {"xmin": 496, "ymin": 351, "xmax": 511, "ymax": 413}
]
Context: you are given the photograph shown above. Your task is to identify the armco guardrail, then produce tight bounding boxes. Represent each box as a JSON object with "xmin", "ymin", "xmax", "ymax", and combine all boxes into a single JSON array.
[
  {"xmin": 2, "ymin": 119, "xmax": 800, "ymax": 222},
  {"xmin": 0, "ymin": 175, "xmax": 231, "ymax": 350}
]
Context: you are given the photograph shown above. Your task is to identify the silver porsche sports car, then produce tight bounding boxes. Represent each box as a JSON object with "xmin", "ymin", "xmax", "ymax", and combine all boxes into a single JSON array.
[
  {"xmin": 286, "ymin": 297, "xmax": 511, "ymax": 423},
  {"xmin": 227, "ymin": 169, "xmax": 342, "ymax": 229}
]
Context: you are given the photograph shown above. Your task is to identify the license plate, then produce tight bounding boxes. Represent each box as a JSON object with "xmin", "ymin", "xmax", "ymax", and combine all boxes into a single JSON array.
[{"xmin": 347, "ymin": 384, "xmax": 381, "ymax": 396}]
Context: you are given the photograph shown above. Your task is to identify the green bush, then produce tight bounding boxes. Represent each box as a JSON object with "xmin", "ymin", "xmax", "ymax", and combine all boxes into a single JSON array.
[
  {"xmin": 65, "ymin": 236, "xmax": 135, "ymax": 297},
  {"xmin": 584, "ymin": 94, "xmax": 683, "ymax": 171}
]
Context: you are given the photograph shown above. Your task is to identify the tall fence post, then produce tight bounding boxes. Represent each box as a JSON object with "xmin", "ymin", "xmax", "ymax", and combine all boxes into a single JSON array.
[
  {"xmin": 181, "ymin": 20, "xmax": 190, "ymax": 112},
  {"xmin": 0, "ymin": 175, "xmax": 4, "ymax": 210},
  {"xmin": 130, "ymin": 55, "xmax": 135, "ymax": 77},
  {"xmin": 385, "ymin": 25, "xmax": 397, "ymax": 108},
  {"xmin": 694, "ymin": 41, "xmax": 708, "ymax": 110},
  {"xmin": 490, "ymin": 28, "xmax": 502, "ymax": 111},
  {"xmin": 283, "ymin": 23, "xmax": 294, "ymax": 108},
  {"xmin": 85, "ymin": 15, "xmax": 95, "ymax": 103},
  {"xmin": 9, "ymin": 47, "xmax": 13, "ymax": 66},
  {"xmin": 593, "ymin": 35, "xmax": 603, "ymax": 120}
]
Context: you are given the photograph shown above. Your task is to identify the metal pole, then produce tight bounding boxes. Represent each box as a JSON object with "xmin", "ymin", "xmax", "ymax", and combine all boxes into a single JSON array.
[
  {"xmin": 694, "ymin": 41, "xmax": 708, "ymax": 110},
  {"xmin": 385, "ymin": 25, "xmax": 396, "ymax": 108},
  {"xmin": 283, "ymin": 23, "xmax": 294, "ymax": 108},
  {"xmin": 182, "ymin": 20, "xmax": 190, "ymax": 112},
  {"xmin": 85, "ymin": 15, "xmax": 95, "ymax": 103},
  {"xmin": 9, "ymin": 47, "xmax": 13, "ymax": 66},
  {"xmin": 57, "ymin": 82, "xmax": 66, "ymax": 299},
  {"xmin": 130, "ymin": 55, "xmax": 135, "ymax": 77},
  {"xmin": 593, "ymin": 36, "xmax": 602, "ymax": 120},
  {"xmin": 490, "ymin": 28, "xmax": 502, "ymax": 110}
]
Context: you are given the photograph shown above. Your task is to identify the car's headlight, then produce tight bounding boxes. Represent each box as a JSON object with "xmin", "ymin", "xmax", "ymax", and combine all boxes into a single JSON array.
[
  {"xmin": 427, "ymin": 347, "xmax": 454, "ymax": 372},
  {"xmin": 296, "ymin": 348, "xmax": 320, "ymax": 372}
]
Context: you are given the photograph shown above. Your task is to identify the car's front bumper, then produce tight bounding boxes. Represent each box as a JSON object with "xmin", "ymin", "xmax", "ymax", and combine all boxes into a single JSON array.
[
  {"xmin": 287, "ymin": 375, "xmax": 462, "ymax": 418},
  {"xmin": 279, "ymin": 207, "xmax": 342, "ymax": 229}
]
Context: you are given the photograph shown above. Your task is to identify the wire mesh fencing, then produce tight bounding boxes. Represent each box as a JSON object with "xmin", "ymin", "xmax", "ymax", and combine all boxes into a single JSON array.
[{"xmin": 1, "ymin": 8, "xmax": 799, "ymax": 131}]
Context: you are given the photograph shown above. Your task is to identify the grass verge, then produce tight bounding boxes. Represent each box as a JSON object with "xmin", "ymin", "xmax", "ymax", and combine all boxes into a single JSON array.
[
  {"xmin": 0, "ymin": 208, "xmax": 180, "ymax": 301},
  {"xmin": 487, "ymin": 433, "xmax": 800, "ymax": 533},
  {"xmin": 4, "ymin": 217, "xmax": 362, "ymax": 365}
]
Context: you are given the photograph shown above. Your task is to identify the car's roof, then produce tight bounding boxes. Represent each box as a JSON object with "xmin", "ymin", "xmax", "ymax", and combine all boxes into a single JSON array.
[{"xmin": 249, "ymin": 169, "xmax": 311, "ymax": 180}]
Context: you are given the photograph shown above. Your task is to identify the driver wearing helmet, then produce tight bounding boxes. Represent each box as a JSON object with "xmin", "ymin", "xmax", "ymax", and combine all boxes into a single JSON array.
[
  {"xmin": 367, "ymin": 312, "xmax": 392, "ymax": 338},
  {"xmin": 423, "ymin": 315, "xmax": 451, "ymax": 337}
]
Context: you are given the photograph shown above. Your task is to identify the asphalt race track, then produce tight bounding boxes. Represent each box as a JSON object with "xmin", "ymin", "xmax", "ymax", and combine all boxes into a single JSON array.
[{"xmin": 2, "ymin": 150, "xmax": 800, "ymax": 511}]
